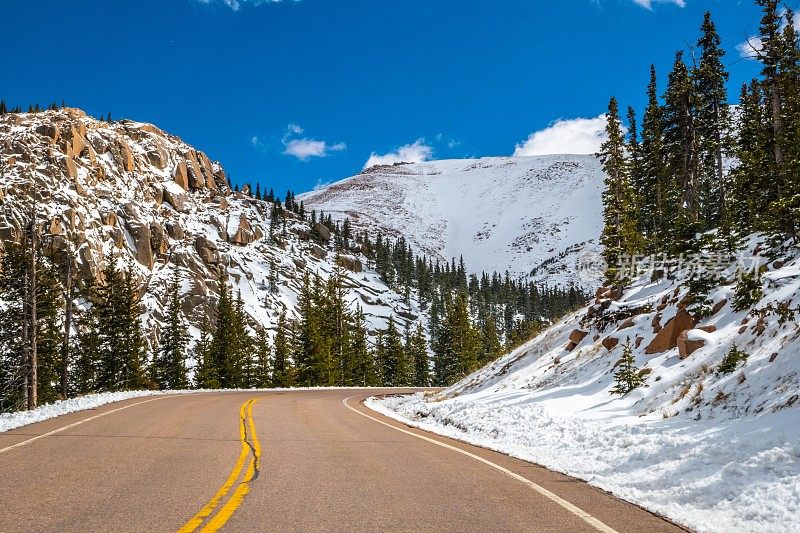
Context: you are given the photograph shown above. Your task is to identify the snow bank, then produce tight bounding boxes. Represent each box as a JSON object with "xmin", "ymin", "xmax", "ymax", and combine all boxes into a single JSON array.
[
  {"xmin": 0, "ymin": 391, "xmax": 171, "ymax": 434},
  {"xmin": 369, "ymin": 237, "xmax": 800, "ymax": 532},
  {"xmin": 368, "ymin": 393, "xmax": 799, "ymax": 532}
]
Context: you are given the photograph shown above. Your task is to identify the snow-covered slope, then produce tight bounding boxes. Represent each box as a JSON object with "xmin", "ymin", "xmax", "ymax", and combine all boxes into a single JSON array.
[
  {"xmin": 301, "ymin": 156, "xmax": 604, "ymax": 287},
  {"xmin": 0, "ymin": 108, "xmax": 422, "ymax": 350},
  {"xmin": 372, "ymin": 235, "xmax": 800, "ymax": 532}
]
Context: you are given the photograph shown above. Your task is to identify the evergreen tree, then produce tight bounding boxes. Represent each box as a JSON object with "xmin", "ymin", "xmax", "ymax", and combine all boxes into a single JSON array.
[
  {"xmin": 193, "ymin": 317, "xmax": 217, "ymax": 388},
  {"xmin": 408, "ymin": 322, "xmax": 430, "ymax": 387},
  {"xmin": 478, "ymin": 313, "xmax": 502, "ymax": 365},
  {"xmin": 254, "ymin": 327, "xmax": 271, "ymax": 388},
  {"xmin": 598, "ymin": 97, "xmax": 641, "ymax": 284},
  {"xmin": 208, "ymin": 279, "xmax": 237, "ymax": 388},
  {"xmin": 93, "ymin": 261, "xmax": 146, "ymax": 391},
  {"xmin": 381, "ymin": 317, "xmax": 405, "ymax": 386},
  {"xmin": 271, "ymin": 312, "xmax": 294, "ymax": 387},
  {"xmin": 610, "ymin": 340, "xmax": 646, "ymax": 395},
  {"xmin": 695, "ymin": 12, "xmax": 732, "ymax": 230},
  {"xmin": 155, "ymin": 269, "xmax": 189, "ymax": 390},
  {"xmin": 638, "ymin": 65, "xmax": 669, "ymax": 250},
  {"xmin": 349, "ymin": 307, "xmax": 377, "ymax": 386},
  {"xmin": 662, "ymin": 51, "xmax": 700, "ymax": 252},
  {"xmin": 433, "ymin": 293, "xmax": 479, "ymax": 385}
]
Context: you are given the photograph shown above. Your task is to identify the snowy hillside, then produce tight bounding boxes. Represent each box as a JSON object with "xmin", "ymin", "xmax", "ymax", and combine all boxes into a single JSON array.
[
  {"xmin": 371, "ymin": 235, "xmax": 800, "ymax": 532},
  {"xmin": 0, "ymin": 108, "xmax": 422, "ymax": 350},
  {"xmin": 300, "ymin": 156, "xmax": 605, "ymax": 287}
]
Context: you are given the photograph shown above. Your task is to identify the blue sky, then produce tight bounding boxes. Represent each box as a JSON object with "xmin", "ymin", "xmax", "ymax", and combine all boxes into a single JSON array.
[{"xmin": 0, "ymin": 0, "xmax": 770, "ymax": 194}]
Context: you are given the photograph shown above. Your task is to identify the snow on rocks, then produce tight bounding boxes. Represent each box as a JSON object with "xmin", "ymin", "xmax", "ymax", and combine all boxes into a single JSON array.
[{"xmin": 0, "ymin": 108, "xmax": 424, "ymax": 358}]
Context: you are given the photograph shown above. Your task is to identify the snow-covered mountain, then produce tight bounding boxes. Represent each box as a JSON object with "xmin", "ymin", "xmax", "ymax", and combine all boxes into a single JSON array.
[
  {"xmin": 372, "ymin": 235, "xmax": 800, "ymax": 532},
  {"xmin": 0, "ymin": 108, "xmax": 421, "ymax": 348},
  {"xmin": 300, "ymin": 156, "xmax": 604, "ymax": 287}
]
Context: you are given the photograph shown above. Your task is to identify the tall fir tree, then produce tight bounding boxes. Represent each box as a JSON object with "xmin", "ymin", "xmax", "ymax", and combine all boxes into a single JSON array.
[
  {"xmin": 695, "ymin": 11, "xmax": 732, "ymax": 231},
  {"xmin": 598, "ymin": 97, "xmax": 641, "ymax": 285},
  {"xmin": 271, "ymin": 312, "xmax": 294, "ymax": 387},
  {"xmin": 662, "ymin": 51, "xmax": 700, "ymax": 253},
  {"xmin": 639, "ymin": 65, "xmax": 669, "ymax": 251},
  {"xmin": 155, "ymin": 269, "xmax": 189, "ymax": 390}
]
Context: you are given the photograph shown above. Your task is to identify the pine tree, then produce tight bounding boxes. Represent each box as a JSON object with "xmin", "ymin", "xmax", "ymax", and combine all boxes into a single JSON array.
[
  {"xmin": 349, "ymin": 306, "xmax": 377, "ymax": 386},
  {"xmin": 610, "ymin": 340, "xmax": 646, "ymax": 395},
  {"xmin": 662, "ymin": 51, "xmax": 700, "ymax": 253},
  {"xmin": 229, "ymin": 292, "xmax": 252, "ymax": 388},
  {"xmin": 382, "ymin": 316, "xmax": 405, "ymax": 386},
  {"xmin": 254, "ymin": 327, "xmax": 271, "ymax": 388},
  {"xmin": 478, "ymin": 313, "xmax": 502, "ymax": 365},
  {"xmin": 155, "ymin": 269, "xmax": 189, "ymax": 390},
  {"xmin": 695, "ymin": 11, "xmax": 732, "ymax": 230},
  {"xmin": 209, "ymin": 279, "xmax": 237, "ymax": 388},
  {"xmin": 408, "ymin": 322, "xmax": 430, "ymax": 386},
  {"xmin": 193, "ymin": 317, "xmax": 217, "ymax": 388},
  {"xmin": 639, "ymin": 65, "xmax": 669, "ymax": 250},
  {"xmin": 768, "ymin": 8, "xmax": 800, "ymax": 241},
  {"xmin": 732, "ymin": 80, "xmax": 771, "ymax": 232},
  {"xmin": 93, "ymin": 261, "xmax": 146, "ymax": 391},
  {"xmin": 271, "ymin": 312, "xmax": 294, "ymax": 387},
  {"xmin": 294, "ymin": 273, "xmax": 331, "ymax": 386},
  {"xmin": 598, "ymin": 97, "xmax": 641, "ymax": 285},
  {"xmin": 433, "ymin": 293, "xmax": 479, "ymax": 384},
  {"xmin": 0, "ymin": 241, "xmax": 31, "ymax": 411}
]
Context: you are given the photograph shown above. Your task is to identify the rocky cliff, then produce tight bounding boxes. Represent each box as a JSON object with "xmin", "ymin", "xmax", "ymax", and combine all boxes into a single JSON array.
[{"xmin": 0, "ymin": 108, "xmax": 421, "ymax": 348}]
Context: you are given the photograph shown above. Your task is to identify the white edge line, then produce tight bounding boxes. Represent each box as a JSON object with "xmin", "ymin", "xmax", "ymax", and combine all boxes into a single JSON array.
[
  {"xmin": 343, "ymin": 395, "xmax": 618, "ymax": 533},
  {"xmin": 0, "ymin": 397, "xmax": 169, "ymax": 454}
]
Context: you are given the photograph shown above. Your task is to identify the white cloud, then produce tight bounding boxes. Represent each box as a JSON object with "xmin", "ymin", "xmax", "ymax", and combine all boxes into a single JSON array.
[
  {"xmin": 630, "ymin": 0, "xmax": 685, "ymax": 9},
  {"xmin": 514, "ymin": 115, "xmax": 608, "ymax": 157},
  {"xmin": 283, "ymin": 139, "xmax": 346, "ymax": 161},
  {"xmin": 287, "ymin": 123, "xmax": 303, "ymax": 135},
  {"xmin": 363, "ymin": 139, "xmax": 433, "ymax": 169},
  {"xmin": 737, "ymin": 11, "xmax": 800, "ymax": 59},
  {"xmin": 195, "ymin": 0, "xmax": 297, "ymax": 11}
]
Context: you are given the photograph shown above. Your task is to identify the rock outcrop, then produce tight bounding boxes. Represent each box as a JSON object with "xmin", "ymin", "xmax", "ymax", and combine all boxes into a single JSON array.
[{"xmin": 645, "ymin": 309, "xmax": 698, "ymax": 355}]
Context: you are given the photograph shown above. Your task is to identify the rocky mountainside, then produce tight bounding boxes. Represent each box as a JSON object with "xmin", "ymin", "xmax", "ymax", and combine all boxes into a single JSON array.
[
  {"xmin": 300, "ymin": 155, "xmax": 605, "ymax": 288},
  {"xmin": 0, "ymin": 108, "xmax": 421, "ymax": 349}
]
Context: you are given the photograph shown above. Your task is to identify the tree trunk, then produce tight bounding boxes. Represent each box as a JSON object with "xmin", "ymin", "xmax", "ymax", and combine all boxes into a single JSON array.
[
  {"xmin": 771, "ymin": 81, "xmax": 782, "ymax": 166},
  {"xmin": 28, "ymin": 211, "xmax": 38, "ymax": 410},
  {"xmin": 714, "ymin": 103, "xmax": 726, "ymax": 220},
  {"xmin": 61, "ymin": 258, "xmax": 73, "ymax": 399}
]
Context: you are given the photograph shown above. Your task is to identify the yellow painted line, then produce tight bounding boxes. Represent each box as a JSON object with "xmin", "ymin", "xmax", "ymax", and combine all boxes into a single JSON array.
[
  {"xmin": 179, "ymin": 397, "xmax": 261, "ymax": 533},
  {"xmin": 343, "ymin": 396, "xmax": 619, "ymax": 533},
  {"xmin": 200, "ymin": 398, "xmax": 262, "ymax": 532},
  {"xmin": 0, "ymin": 397, "xmax": 168, "ymax": 455}
]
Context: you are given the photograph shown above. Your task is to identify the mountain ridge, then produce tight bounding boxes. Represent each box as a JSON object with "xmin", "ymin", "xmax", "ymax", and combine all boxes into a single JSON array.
[{"xmin": 300, "ymin": 154, "xmax": 605, "ymax": 288}]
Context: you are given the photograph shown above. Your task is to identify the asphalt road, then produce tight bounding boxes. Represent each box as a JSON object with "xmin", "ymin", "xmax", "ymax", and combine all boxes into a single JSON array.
[{"xmin": 0, "ymin": 390, "xmax": 685, "ymax": 532}]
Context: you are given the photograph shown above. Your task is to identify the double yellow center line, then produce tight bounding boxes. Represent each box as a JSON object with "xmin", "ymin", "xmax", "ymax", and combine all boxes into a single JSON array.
[{"xmin": 179, "ymin": 397, "xmax": 262, "ymax": 533}]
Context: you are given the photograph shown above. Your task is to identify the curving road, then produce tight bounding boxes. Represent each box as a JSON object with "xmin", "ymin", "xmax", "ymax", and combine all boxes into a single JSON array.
[{"xmin": 0, "ymin": 390, "xmax": 684, "ymax": 532}]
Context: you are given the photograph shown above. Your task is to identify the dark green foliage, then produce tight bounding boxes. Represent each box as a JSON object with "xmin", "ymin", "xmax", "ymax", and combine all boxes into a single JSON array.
[
  {"xmin": 610, "ymin": 341, "xmax": 647, "ymax": 395},
  {"xmin": 408, "ymin": 322, "xmax": 430, "ymax": 386},
  {"xmin": 599, "ymin": 97, "xmax": 642, "ymax": 284},
  {"xmin": 733, "ymin": 268, "xmax": 764, "ymax": 312},
  {"xmin": 718, "ymin": 344, "xmax": 749, "ymax": 374},
  {"xmin": 193, "ymin": 317, "xmax": 217, "ymax": 388},
  {"xmin": 85, "ymin": 260, "xmax": 148, "ymax": 392},
  {"xmin": 433, "ymin": 292, "xmax": 480, "ymax": 385},
  {"xmin": 695, "ymin": 12, "xmax": 732, "ymax": 231},
  {"xmin": 155, "ymin": 269, "xmax": 189, "ymax": 390},
  {"xmin": 271, "ymin": 312, "xmax": 294, "ymax": 387}
]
